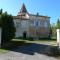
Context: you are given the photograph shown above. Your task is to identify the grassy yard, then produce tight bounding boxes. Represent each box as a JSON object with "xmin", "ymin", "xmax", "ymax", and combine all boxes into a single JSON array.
[
  {"xmin": 0, "ymin": 49, "xmax": 9, "ymax": 53},
  {"xmin": 12, "ymin": 39, "xmax": 57, "ymax": 46},
  {"xmin": 0, "ymin": 39, "xmax": 57, "ymax": 53},
  {"xmin": 0, "ymin": 39, "xmax": 60, "ymax": 57},
  {"xmin": 12, "ymin": 39, "xmax": 60, "ymax": 57}
]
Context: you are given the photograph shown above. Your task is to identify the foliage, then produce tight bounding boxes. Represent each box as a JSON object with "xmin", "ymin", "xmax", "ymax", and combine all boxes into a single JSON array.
[
  {"xmin": 50, "ymin": 23, "xmax": 56, "ymax": 39},
  {"xmin": 50, "ymin": 19, "xmax": 60, "ymax": 39},
  {"xmin": 0, "ymin": 48, "xmax": 8, "ymax": 53},
  {"xmin": 0, "ymin": 9, "xmax": 2, "ymax": 14},
  {"xmin": 56, "ymin": 19, "xmax": 60, "ymax": 29},
  {"xmin": 0, "ymin": 9, "xmax": 16, "ymax": 46},
  {"xmin": 49, "ymin": 25, "xmax": 52, "ymax": 39},
  {"xmin": 15, "ymin": 37, "xmax": 33, "ymax": 41},
  {"xmin": 49, "ymin": 46, "xmax": 60, "ymax": 56}
]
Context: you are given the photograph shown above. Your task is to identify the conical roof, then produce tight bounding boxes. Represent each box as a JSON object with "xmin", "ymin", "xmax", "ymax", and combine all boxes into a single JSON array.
[{"xmin": 20, "ymin": 3, "xmax": 28, "ymax": 13}]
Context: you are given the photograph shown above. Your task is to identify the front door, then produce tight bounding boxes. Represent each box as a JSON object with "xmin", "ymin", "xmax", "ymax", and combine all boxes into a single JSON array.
[{"xmin": 23, "ymin": 32, "xmax": 26, "ymax": 38}]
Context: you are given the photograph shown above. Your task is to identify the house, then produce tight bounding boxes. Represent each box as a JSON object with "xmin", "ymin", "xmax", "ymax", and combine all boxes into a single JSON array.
[{"xmin": 13, "ymin": 4, "xmax": 50, "ymax": 39}]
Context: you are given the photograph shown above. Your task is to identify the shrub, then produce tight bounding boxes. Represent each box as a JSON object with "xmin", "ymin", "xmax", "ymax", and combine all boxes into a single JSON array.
[{"xmin": 46, "ymin": 46, "xmax": 60, "ymax": 57}]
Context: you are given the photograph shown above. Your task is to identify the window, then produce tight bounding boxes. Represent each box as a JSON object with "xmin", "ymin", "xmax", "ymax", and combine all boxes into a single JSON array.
[
  {"xmin": 44, "ymin": 22, "xmax": 48, "ymax": 27},
  {"xmin": 16, "ymin": 22, "xmax": 19, "ymax": 27},
  {"xmin": 21, "ymin": 21, "xmax": 28, "ymax": 28},
  {"xmin": 36, "ymin": 21, "xmax": 39, "ymax": 27},
  {"xmin": 30, "ymin": 20, "xmax": 34, "ymax": 26},
  {"xmin": 34, "ymin": 20, "xmax": 37, "ymax": 27},
  {"xmin": 16, "ymin": 22, "xmax": 21, "ymax": 28}
]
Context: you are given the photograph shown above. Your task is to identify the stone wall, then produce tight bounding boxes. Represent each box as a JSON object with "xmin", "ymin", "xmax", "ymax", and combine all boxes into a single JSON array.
[{"xmin": 14, "ymin": 14, "xmax": 50, "ymax": 38}]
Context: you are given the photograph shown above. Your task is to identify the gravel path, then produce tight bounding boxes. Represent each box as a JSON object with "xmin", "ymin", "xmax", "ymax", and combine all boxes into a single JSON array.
[
  {"xmin": 0, "ymin": 43, "xmax": 59, "ymax": 60},
  {"xmin": 0, "ymin": 52, "xmax": 58, "ymax": 60}
]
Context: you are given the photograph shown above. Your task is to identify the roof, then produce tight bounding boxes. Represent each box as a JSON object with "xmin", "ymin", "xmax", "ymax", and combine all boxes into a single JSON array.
[
  {"xmin": 13, "ymin": 16, "xmax": 29, "ymax": 20},
  {"xmin": 20, "ymin": 3, "xmax": 28, "ymax": 13},
  {"xmin": 13, "ymin": 4, "xmax": 50, "ymax": 20},
  {"xmin": 29, "ymin": 14, "xmax": 50, "ymax": 18},
  {"xmin": 13, "ymin": 13, "xmax": 50, "ymax": 20}
]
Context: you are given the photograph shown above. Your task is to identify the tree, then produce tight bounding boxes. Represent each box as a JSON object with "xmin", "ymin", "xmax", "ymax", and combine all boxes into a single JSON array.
[
  {"xmin": 0, "ymin": 9, "xmax": 16, "ymax": 46},
  {"xmin": 50, "ymin": 23, "xmax": 57, "ymax": 39},
  {"xmin": 0, "ymin": 9, "xmax": 2, "ymax": 26},
  {"xmin": 56, "ymin": 19, "xmax": 60, "ymax": 29},
  {"xmin": 49, "ymin": 25, "xmax": 52, "ymax": 39},
  {"xmin": 0, "ymin": 9, "xmax": 2, "ymax": 14}
]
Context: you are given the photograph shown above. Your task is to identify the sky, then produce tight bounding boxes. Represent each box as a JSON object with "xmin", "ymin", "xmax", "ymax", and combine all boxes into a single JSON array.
[{"xmin": 0, "ymin": 0, "xmax": 60, "ymax": 24}]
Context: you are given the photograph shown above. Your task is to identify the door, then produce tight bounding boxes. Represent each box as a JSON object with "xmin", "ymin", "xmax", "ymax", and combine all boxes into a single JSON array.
[{"xmin": 23, "ymin": 32, "xmax": 26, "ymax": 38}]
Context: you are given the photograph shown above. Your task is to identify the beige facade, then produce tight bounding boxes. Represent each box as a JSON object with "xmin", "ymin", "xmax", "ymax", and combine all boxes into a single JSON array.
[{"xmin": 13, "ymin": 4, "xmax": 50, "ymax": 39}]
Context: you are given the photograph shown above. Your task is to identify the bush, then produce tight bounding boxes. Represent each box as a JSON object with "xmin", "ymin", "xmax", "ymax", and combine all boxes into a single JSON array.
[
  {"xmin": 46, "ymin": 46, "xmax": 60, "ymax": 57},
  {"xmin": 15, "ymin": 37, "xmax": 33, "ymax": 41}
]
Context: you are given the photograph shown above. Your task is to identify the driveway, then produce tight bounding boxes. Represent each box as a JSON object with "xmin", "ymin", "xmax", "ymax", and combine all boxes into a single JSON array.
[{"xmin": 0, "ymin": 43, "xmax": 59, "ymax": 60}]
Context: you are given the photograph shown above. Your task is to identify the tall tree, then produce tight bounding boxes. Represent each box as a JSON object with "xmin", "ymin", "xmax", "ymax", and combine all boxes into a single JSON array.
[
  {"xmin": 0, "ymin": 9, "xmax": 2, "ymax": 26},
  {"xmin": 0, "ymin": 9, "xmax": 16, "ymax": 46},
  {"xmin": 0, "ymin": 9, "xmax": 2, "ymax": 14}
]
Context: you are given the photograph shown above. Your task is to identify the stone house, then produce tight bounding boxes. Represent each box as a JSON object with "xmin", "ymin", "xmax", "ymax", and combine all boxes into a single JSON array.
[{"xmin": 13, "ymin": 4, "xmax": 50, "ymax": 39}]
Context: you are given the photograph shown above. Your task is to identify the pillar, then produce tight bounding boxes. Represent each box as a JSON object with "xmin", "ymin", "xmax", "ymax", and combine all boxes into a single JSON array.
[{"xmin": 57, "ymin": 29, "xmax": 60, "ymax": 48}]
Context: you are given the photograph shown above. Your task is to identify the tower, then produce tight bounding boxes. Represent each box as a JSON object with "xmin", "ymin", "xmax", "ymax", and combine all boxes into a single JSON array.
[{"xmin": 18, "ymin": 3, "xmax": 28, "ymax": 16}]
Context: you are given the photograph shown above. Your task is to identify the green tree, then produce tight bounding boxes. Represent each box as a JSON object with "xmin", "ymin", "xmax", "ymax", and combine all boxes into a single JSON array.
[
  {"xmin": 49, "ymin": 25, "xmax": 52, "ymax": 39},
  {"xmin": 51, "ymin": 23, "xmax": 57, "ymax": 39},
  {"xmin": 0, "ymin": 9, "xmax": 2, "ymax": 14},
  {"xmin": 56, "ymin": 19, "xmax": 60, "ymax": 29},
  {"xmin": 0, "ymin": 9, "xmax": 15, "ymax": 46},
  {"xmin": 0, "ymin": 9, "xmax": 2, "ymax": 26},
  {"xmin": 50, "ymin": 19, "xmax": 60, "ymax": 39}
]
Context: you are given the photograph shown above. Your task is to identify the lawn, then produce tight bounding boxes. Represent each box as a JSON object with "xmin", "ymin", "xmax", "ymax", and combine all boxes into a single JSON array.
[
  {"xmin": 0, "ymin": 39, "xmax": 57, "ymax": 53},
  {"xmin": 12, "ymin": 39, "xmax": 60, "ymax": 57},
  {"xmin": 12, "ymin": 39, "xmax": 57, "ymax": 46},
  {"xmin": 0, "ymin": 49, "xmax": 9, "ymax": 53},
  {"xmin": 0, "ymin": 39, "xmax": 60, "ymax": 57}
]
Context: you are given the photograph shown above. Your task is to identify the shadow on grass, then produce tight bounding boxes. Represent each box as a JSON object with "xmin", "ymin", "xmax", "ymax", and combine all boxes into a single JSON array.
[{"xmin": 2, "ymin": 40, "xmax": 60, "ymax": 57}]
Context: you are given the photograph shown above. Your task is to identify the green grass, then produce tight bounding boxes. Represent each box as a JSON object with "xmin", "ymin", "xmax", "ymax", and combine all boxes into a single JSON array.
[
  {"xmin": 12, "ymin": 39, "xmax": 57, "ymax": 46},
  {"xmin": 0, "ymin": 49, "xmax": 9, "ymax": 53}
]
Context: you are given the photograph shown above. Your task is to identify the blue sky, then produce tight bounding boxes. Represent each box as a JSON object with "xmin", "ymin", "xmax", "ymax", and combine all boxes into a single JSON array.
[{"xmin": 0, "ymin": 0, "xmax": 60, "ymax": 24}]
